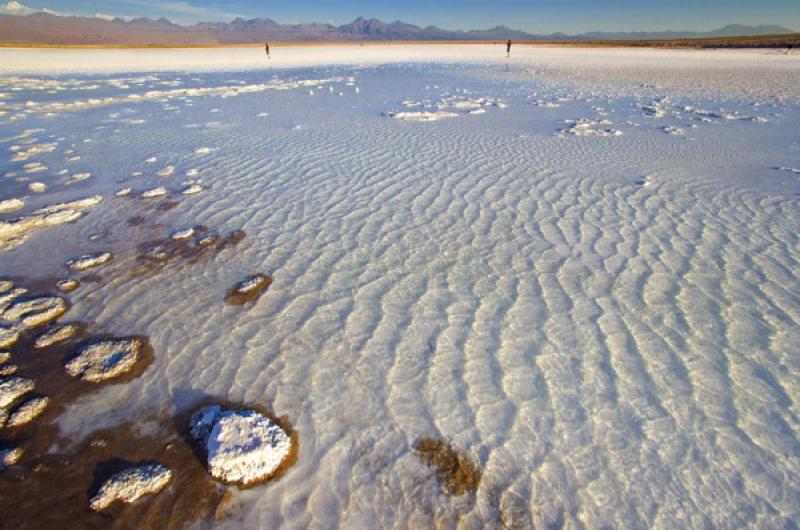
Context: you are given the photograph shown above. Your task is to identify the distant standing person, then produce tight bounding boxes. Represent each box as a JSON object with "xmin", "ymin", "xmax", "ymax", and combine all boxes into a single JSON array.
[
  {"xmin": 506, "ymin": 39, "xmax": 512, "ymax": 58},
  {"xmin": 265, "ymin": 42, "xmax": 270, "ymax": 60}
]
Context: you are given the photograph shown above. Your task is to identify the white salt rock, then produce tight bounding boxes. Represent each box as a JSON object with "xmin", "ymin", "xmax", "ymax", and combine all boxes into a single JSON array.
[
  {"xmin": 0, "ymin": 351, "xmax": 9, "ymax": 364},
  {"xmin": 65, "ymin": 338, "xmax": 143, "ymax": 382},
  {"xmin": 115, "ymin": 187, "xmax": 132, "ymax": 197},
  {"xmin": 6, "ymin": 396, "xmax": 50, "ymax": 427},
  {"xmin": 191, "ymin": 406, "xmax": 292, "ymax": 485},
  {"xmin": 0, "ymin": 364, "xmax": 16, "ymax": 376},
  {"xmin": 0, "ymin": 376, "xmax": 34, "ymax": 408},
  {"xmin": 89, "ymin": 464, "xmax": 172, "ymax": 511},
  {"xmin": 181, "ymin": 184, "xmax": 203, "ymax": 195},
  {"xmin": 171, "ymin": 227, "xmax": 194, "ymax": 240},
  {"xmin": 66, "ymin": 252, "xmax": 112, "ymax": 271},
  {"xmin": 34, "ymin": 323, "xmax": 78, "ymax": 348},
  {"xmin": 28, "ymin": 182, "xmax": 47, "ymax": 193},
  {"xmin": 142, "ymin": 186, "xmax": 167, "ymax": 198}
]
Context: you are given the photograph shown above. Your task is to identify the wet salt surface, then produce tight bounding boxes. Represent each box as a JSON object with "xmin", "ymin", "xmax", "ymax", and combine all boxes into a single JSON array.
[{"xmin": 0, "ymin": 57, "xmax": 798, "ymax": 529}]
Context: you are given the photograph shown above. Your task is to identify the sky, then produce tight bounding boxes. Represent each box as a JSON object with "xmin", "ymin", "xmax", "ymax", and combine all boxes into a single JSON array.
[{"xmin": 1, "ymin": 0, "xmax": 798, "ymax": 33}]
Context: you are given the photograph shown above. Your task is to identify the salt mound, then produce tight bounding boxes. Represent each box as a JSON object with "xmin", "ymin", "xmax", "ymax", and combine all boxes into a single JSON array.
[
  {"xmin": 386, "ymin": 111, "xmax": 458, "ymax": 122},
  {"xmin": 34, "ymin": 323, "xmax": 78, "ymax": 348},
  {"xmin": 0, "ymin": 327, "xmax": 19, "ymax": 349},
  {"xmin": 6, "ymin": 396, "xmax": 50, "ymax": 427},
  {"xmin": 0, "ymin": 195, "xmax": 102, "ymax": 252},
  {"xmin": 190, "ymin": 406, "xmax": 293, "ymax": 486},
  {"xmin": 0, "ymin": 199, "xmax": 23, "ymax": 214},
  {"xmin": 2, "ymin": 296, "xmax": 67, "ymax": 328},
  {"xmin": 89, "ymin": 464, "xmax": 172, "ymax": 511},
  {"xmin": 0, "ymin": 376, "xmax": 34, "ymax": 408},
  {"xmin": 0, "ymin": 352, "xmax": 9, "ymax": 364},
  {"xmin": 66, "ymin": 252, "xmax": 112, "ymax": 271},
  {"xmin": 181, "ymin": 184, "xmax": 203, "ymax": 195},
  {"xmin": 56, "ymin": 278, "xmax": 79, "ymax": 293},
  {"xmin": 65, "ymin": 338, "xmax": 143, "ymax": 382},
  {"xmin": 142, "ymin": 186, "xmax": 167, "ymax": 198},
  {"xmin": 225, "ymin": 274, "xmax": 272, "ymax": 305},
  {"xmin": 0, "ymin": 365, "xmax": 16, "ymax": 377}
]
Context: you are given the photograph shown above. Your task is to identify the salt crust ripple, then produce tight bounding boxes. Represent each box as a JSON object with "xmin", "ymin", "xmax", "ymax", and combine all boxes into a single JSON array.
[{"xmin": 0, "ymin": 53, "xmax": 797, "ymax": 529}]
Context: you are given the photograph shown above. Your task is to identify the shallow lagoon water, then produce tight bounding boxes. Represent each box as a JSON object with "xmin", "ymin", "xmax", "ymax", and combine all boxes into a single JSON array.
[{"xmin": 1, "ymin": 57, "xmax": 799, "ymax": 528}]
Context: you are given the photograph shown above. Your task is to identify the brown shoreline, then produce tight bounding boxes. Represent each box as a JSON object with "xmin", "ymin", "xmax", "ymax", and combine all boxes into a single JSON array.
[{"xmin": 1, "ymin": 33, "xmax": 798, "ymax": 49}]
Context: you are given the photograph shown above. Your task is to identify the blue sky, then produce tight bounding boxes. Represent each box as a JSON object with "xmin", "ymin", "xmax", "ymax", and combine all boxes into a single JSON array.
[{"xmin": 2, "ymin": 0, "xmax": 798, "ymax": 32}]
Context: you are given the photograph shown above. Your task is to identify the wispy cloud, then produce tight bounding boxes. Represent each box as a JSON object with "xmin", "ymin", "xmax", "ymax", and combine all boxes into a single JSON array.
[
  {"xmin": 116, "ymin": 0, "xmax": 246, "ymax": 23},
  {"xmin": 0, "ymin": 1, "xmax": 44, "ymax": 15}
]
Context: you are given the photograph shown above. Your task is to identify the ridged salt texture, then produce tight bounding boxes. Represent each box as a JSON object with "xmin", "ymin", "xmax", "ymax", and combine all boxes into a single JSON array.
[{"xmin": 0, "ymin": 51, "xmax": 798, "ymax": 529}]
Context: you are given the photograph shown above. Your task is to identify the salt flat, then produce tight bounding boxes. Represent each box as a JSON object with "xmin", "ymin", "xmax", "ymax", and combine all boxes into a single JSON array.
[{"xmin": 0, "ymin": 45, "xmax": 799, "ymax": 528}]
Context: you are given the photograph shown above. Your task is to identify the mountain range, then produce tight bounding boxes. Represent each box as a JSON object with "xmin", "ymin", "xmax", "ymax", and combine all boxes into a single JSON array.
[{"xmin": 0, "ymin": 12, "xmax": 794, "ymax": 46}]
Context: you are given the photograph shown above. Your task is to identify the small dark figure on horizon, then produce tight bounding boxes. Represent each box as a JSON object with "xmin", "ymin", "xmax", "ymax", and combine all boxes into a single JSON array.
[
  {"xmin": 506, "ymin": 39, "xmax": 512, "ymax": 58},
  {"xmin": 265, "ymin": 42, "xmax": 270, "ymax": 60}
]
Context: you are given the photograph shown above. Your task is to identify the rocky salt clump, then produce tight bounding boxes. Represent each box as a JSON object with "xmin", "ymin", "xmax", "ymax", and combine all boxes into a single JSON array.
[
  {"xmin": 6, "ymin": 396, "xmax": 50, "ymax": 427},
  {"xmin": 89, "ymin": 464, "xmax": 173, "ymax": 511},
  {"xmin": 190, "ymin": 405, "xmax": 294, "ymax": 486},
  {"xmin": 34, "ymin": 323, "xmax": 78, "ymax": 348},
  {"xmin": 0, "ymin": 327, "xmax": 19, "ymax": 349},
  {"xmin": 0, "ymin": 365, "xmax": 17, "ymax": 376},
  {"xmin": 66, "ymin": 252, "xmax": 112, "ymax": 271},
  {"xmin": 0, "ymin": 446, "xmax": 23, "ymax": 472},
  {"xmin": 65, "ymin": 338, "xmax": 143, "ymax": 382},
  {"xmin": 225, "ymin": 274, "xmax": 272, "ymax": 305},
  {"xmin": 1, "ymin": 296, "xmax": 68, "ymax": 328},
  {"xmin": 0, "ymin": 376, "xmax": 34, "ymax": 408},
  {"xmin": 0, "ymin": 195, "xmax": 102, "ymax": 252}
]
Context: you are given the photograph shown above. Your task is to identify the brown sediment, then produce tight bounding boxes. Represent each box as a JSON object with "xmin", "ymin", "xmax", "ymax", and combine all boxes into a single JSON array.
[
  {"xmin": 156, "ymin": 200, "xmax": 179, "ymax": 212},
  {"xmin": 0, "ymin": 419, "xmax": 227, "ymax": 530},
  {"xmin": 414, "ymin": 437, "xmax": 481, "ymax": 496},
  {"xmin": 180, "ymin": 398, "xmax": 299, "ymax": 489},
  {"xmin": 129, "ymin": 226, "xmax": 246, "ymax": 277},
  {"xmin": 0, "ymin": 279, "xmax": 226, "ymax": 529},
  {"xmin": 224, "ymin": 273, "xmax": 272, "ymax": 306}
]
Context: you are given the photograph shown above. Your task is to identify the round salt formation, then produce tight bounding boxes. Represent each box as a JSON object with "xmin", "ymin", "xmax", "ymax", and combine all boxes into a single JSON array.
[
  {"xmin": 66, "ymin": 252, "xmax": 112, "ymax": 271},
  {"xmin": 56, "ymin": 278, "xmax": 79, "ymax": 293},
  {"xmin": 190, "ymin": 406, "xmax": 293, "ymax": 486},
  {"xmin": 2, "ymin": 296, "xmax": 68, "ymax": 329},
  {"xmin": 0, "ymin": 364, "xmax": 17, "ymax": 376},
  {"xmin": 6, "ymin": 396, "xmax": 50, "ymax": 427},
  {"xmin": 28, "ymin": 182, "xmax": 47, "ymax": 193},
  {"xmin": 115, "ymin": 187, "xmax": 132, "ymax": 197},
  {"xmin": 89, "ymin": 463, "xmax": 172, "ymax": 511},
  {"xmin": 34, "ymin": 323, "xmax": 78, "ymax": 348},
  {"xmin": 0, "ymin": 351, "xmax": 9, "ymax": 364},
  {"xmin": 65, "ymin": 338, "xmax": 143, "ymax": 382}
]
